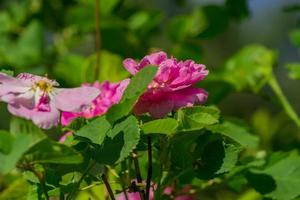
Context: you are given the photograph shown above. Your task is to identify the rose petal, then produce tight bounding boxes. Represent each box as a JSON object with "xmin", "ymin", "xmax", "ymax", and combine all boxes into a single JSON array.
[
  {"xmin": 53, "ymin": 87, "xmax": 100, "ymax": 112},
  {"xmin": 8, "ymin": 103, "xmax": 60, "ymax": 129}
]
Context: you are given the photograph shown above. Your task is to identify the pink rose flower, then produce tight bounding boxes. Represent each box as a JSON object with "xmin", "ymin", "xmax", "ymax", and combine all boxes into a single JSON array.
[
  {"xmin": 0, "ymin": 73, "xmax": 100, "ymax": 129},
  {"xmin": 61, "ymin": 79, "xmax": 130, "ymax": 126},
  {"xmin": 123, "ymin": 51, "xmax": 208, "ymax": 118}
]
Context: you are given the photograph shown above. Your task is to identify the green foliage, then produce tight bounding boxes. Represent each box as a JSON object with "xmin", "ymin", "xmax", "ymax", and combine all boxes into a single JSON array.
[
  {"xmin": 106, "ymin": 66, "xmax": 157, "ymax": 122},
  {"xmin": 176, "ymin": 106, "xmax": 220, "ymax": 131},
  {"xmin": 25, "ymin": 139, "xmax": 83, "ymax": 164},
  {"xmin": 0, "ymin": 69, "xmax": 14, "ymax": 76},
  {"xmin": 83, "ymin": 51, "xmax": 130, "ymax": 83},
  {"xmin": 249, "ymin": 154, "xmax": 300, "ymax": 200},
  {"xmin": 286, "ymin": 63, "xmax": 300, "ymax": 80},
  {"xmin": 141, "ymin": 118, "xmax": 178, "ymax": 135},
  {"xmin": 0, "ymin": 118, "xmax": 46, "ymax": 173},
  {"xmin": 5, "ymin": 20, "xmax": 44, "ymax": 67},
  {"xmin": 168, "ymin": 9, "xmax": 207, "ymax": 42},
  {"xmin": 0, "ymin": 178, "xmax": 28, "ymax": 200},
  {"xmin": 95, "ymin": 115, "xmax": 140, "ymax": 164},
  {"xmin": 221, "ymin": 44, "xmax": 277, "ymax": 92},
  {"xmin": 1, "ymin": 0, "xmax": 300, "ymax": 199},
  {"xmin": 289, "ymin": 29, "xmax": 300, "ymax": 48},
  {"xmin": 75, "ymin": 116, "xmax": 112, "ymax": 145},
  {"xmin": 208, "ymin": 120, "xmax": 259, "ymax": 148},
  {"xmin": 0, "ymin": 130, "xmax": 13, "ymax": 154}
]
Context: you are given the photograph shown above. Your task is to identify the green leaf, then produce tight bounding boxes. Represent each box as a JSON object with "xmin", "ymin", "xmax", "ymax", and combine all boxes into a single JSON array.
[
  {"xmin": 25, "ymin": 139, "xmax": 83, "ymax": 164},
  {"xmin": 106, "ymin": 66, "xmax": 158, "ymax": 122},
  {"xmin": 250, "ymin": 155, "xmax": 300, "ymax": 200},
  {"xmin": 95, "ymin": 116, "xmax": 140, "ymax": 164},
  {"xmin": 108, "ymin": 115, "xmax": 140, "ymax": 163},
  {"xmin": 193, "ymin": 134, "xmax": 240, "ymax": 179},
  {"xmin": 141, "ymin": 118, "xmax": 178, "ymax": 135},
  {"xmin": 0, "ymin": 130, "xmax": 13, "ymax": 154},
  {"xmin": 75, "ymin": 116, "xmax": 112, "ymax": 145},
  {"xmin": 0, "ymin": 178, "xmax": 28, "ymax": 200},
  {"xmin": 286, "ymin": 63, "xmax": 300, "ymax": 80},
  {"xmin": 177, "ymin": 106, "xmax": 220, "ymax": 131},
  {"xmin": 222, "ymin": 44, "xmax": 276, "ymax": 92},
  {"xmin": 207, "ymin": 121, "xmax": 259, "ymax": 148},
  {"xmin": 0, "ymin": 118, "xmax": 46, "ymax": 173},
  {"xmin": 216, "ymin": 144, "xmax": 241, "ymax": 174}
]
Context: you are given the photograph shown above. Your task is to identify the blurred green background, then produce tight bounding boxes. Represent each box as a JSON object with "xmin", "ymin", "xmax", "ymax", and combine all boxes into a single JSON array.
[{"xmin": 1, "ymin": 0, "xmax": 300, "ymax": 150}]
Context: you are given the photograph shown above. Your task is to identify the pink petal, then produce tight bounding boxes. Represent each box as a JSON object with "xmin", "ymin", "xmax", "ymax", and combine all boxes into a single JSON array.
[
  {"xmin": 141, "ymin": 51, "xmax": 167, "ymax": 66},
  {"xmin": 61, "ymin": 112, "xmax": 80, "ymax": 126},
  {"xmin": 17, "ymin": 73, "xmax": 59, "ymax": 86},
  {"xmin": 53, "ymin": 87, "xmax": 100, "ymax": 112},
  {"xmin": 0, "ymin": 73, "xmax": 30, "ymax": 96},
  {"xmin": 171, "ymin": 87, "xmax": 208, "ymax": 109},
  {"xmin": 123, "ymin": 58, "xmax": 139, "ymax": 75},
  {"xmin": 8, "ymin": 103, "xmax": 60, "ymax": 129}
]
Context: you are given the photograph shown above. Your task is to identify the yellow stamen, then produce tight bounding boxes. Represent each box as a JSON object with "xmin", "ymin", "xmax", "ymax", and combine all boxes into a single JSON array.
[{"xmin": 36, "ymin": 80, "xmax": 52, "ymax": 92}]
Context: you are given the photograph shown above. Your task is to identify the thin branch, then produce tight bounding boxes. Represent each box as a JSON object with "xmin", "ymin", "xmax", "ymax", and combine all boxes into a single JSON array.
[
  {"xmin": 31, "ymin": 169, "xmax": 49, "ymax": 200},
  {"xmin": 145, "ymin": 136, "xmax": 153, "ymax": 200},
  {"xmin": 132, "ymin": 151, "xmax": 143, "ymax": 183},
  {"xmin": 268, "ymin": 74, "xmax": 300, "ymax": 128},
  {"xmin": 94, "ymin": 0, "xmax": 101, "ymax": 80},
  {"xmin": 132, "ymin": 151, "xmax": 145, "ymax": 200},
  {"xmin": 101, "ymin": 174, "xmax": 116, "ymax": 200},
  {"xmin": 66, "ymin": 161, "xmax": 96, "ymax": 200}
]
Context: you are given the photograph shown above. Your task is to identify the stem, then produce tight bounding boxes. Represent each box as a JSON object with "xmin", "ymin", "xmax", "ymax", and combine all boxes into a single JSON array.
[
  {"xmin": 101, "ymin": 174, "xmax": 116, "ymax": 200},
  {"xmin": 131, "ymin": 151, "xmax": 145, "ymax": 200},
  {"xmin": 66, "ymin": 161, "xmax": 96, "ymax": 200},
  {"xmin": 31, "ymin": 170, "xmax": 49, "ymax": 200},
  {"xmin": 268, "ymin": 74, "xmax": 300, "ymax": 128},
  {"xmin": 94, "ymin": 0, "xmax": 101, "ymax": 80},
  {"xmin": 145, "ymin": 136, "xmax": 153, "ymax": 200},
  {"xmin": 132, "ymin": 151, "xmax": 143, "ymax": 183}
]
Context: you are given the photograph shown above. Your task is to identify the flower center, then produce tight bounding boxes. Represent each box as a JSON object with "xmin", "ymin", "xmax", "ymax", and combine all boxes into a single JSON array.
[
  {"xmin": 33, "ymin": 80, "xmax": 53, "ymax": 112},
  {"xmin": 35, "ymin": 80, "xmax": 53, "ymax": 92}
]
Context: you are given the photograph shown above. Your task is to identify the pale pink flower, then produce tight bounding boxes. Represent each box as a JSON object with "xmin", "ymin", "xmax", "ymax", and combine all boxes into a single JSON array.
[
  {"xmin": 61, "ymin": 79, "xmax": 130, "ymax": 126},
  {"xmin": 123, "ymin": 51, "xmax": 208, "ymax": 118},
  {"xmin": 0, "ymin": 73, "xmax": 100, "ymax": 129}
]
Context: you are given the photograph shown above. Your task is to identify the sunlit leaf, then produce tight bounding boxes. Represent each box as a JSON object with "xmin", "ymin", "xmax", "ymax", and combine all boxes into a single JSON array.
[
  {"xmin": 222, "ymin": 44, "xmax": 276, "ymax": 92},
  {"xmin": 177, "ymin": 106, "xmax": 220, "ymax": 131},
  {"xmin": 208, "ymin": 121, "xmax": 259, "ymax": 148},
  {"xmin": 106, "ymin": 66, "xmax": 157, "ymax": 122},
  {"xmin": 141, "ymin": 118, "xmax": 178, "ymax": 135},
  {"xmin": 75, "ymin": 116, "xmax": 112, "ymax": 145}
]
